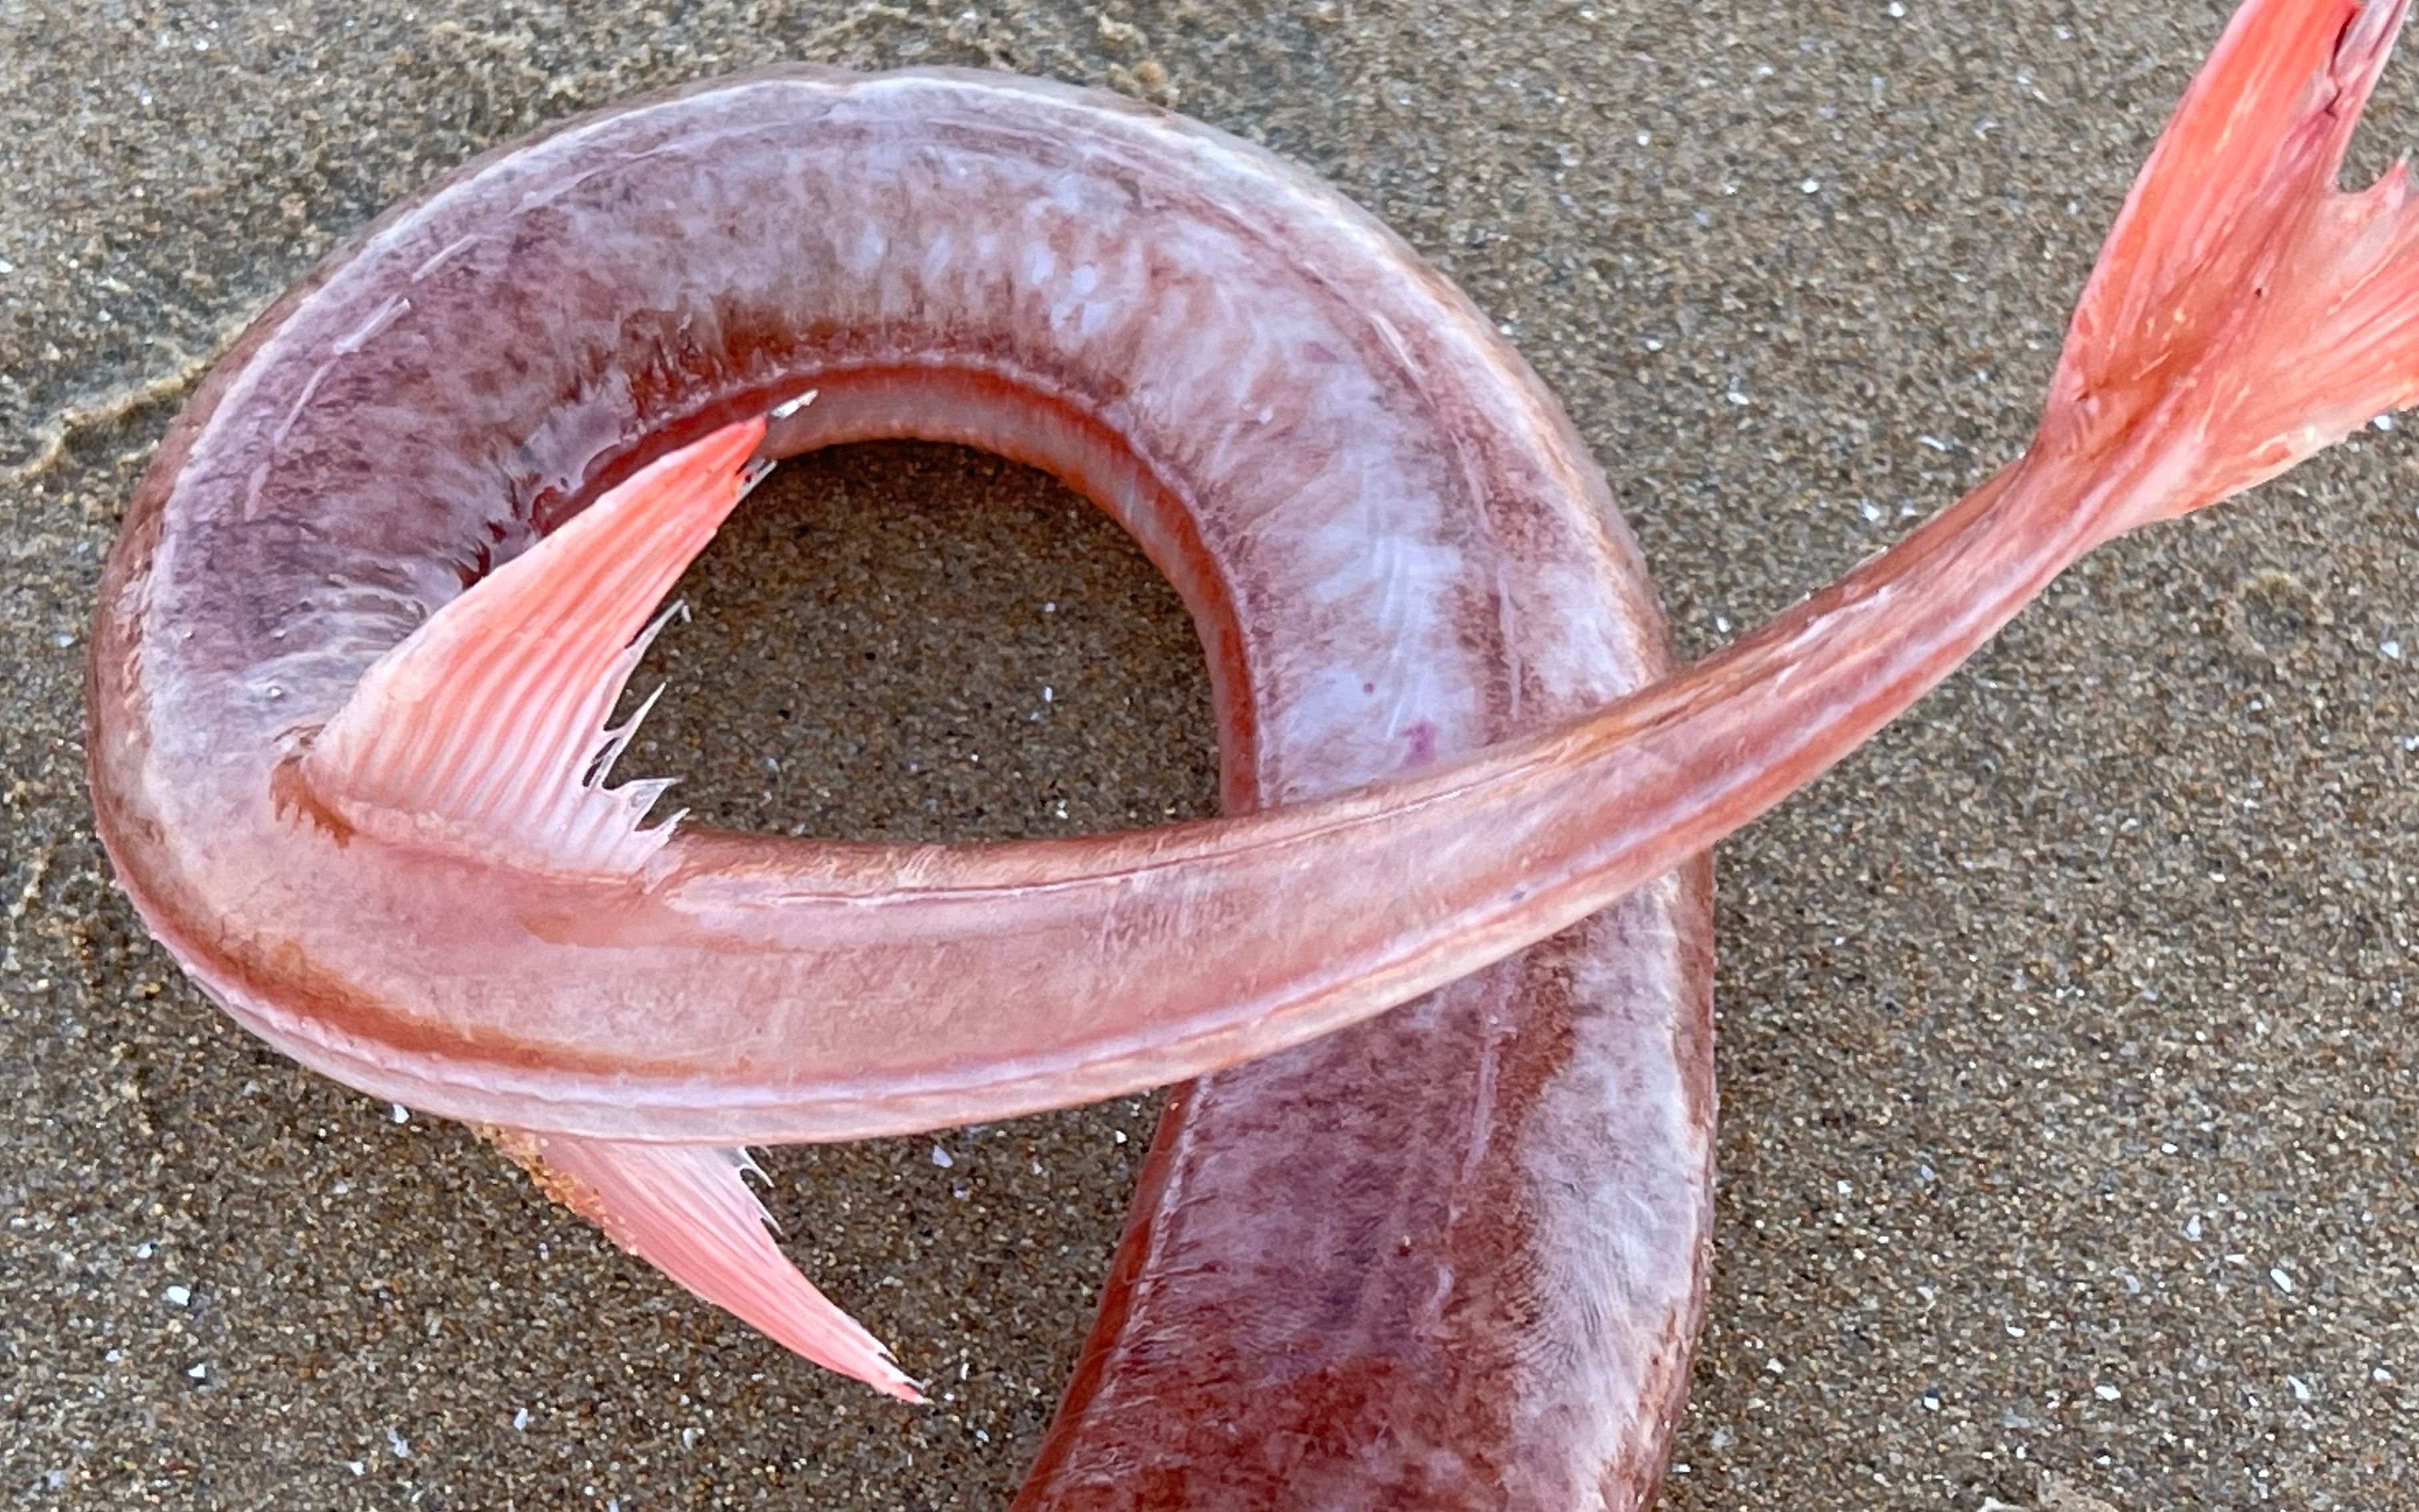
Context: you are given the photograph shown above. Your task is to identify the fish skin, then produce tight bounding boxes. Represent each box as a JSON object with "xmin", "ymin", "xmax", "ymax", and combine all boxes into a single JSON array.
[
  {"xmin": 82, "ymin": 0, "xmax": 2419, "ymax": 1504},
  {"xmin": 90, "ymin": 64, "xmax": 1720, "ymax": 1500}
]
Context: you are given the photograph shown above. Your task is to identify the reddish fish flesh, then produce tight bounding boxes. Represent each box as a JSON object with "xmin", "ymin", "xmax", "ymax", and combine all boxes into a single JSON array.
[{"xmin": 84, "ymin": 0, "xmax": 2419, "ymax": 1504}]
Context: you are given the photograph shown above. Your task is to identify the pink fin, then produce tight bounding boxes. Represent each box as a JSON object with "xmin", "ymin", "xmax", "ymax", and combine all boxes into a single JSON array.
[
  {"xmin": 487, "ymin": 1126, "xmax": 925, "ymax": 1402},
  {"xmin": 2049, "ymin": 0, "xmax": 2419, "ymax": 527},
  {"xmin": 301, "ymin": 419, "xmax": 769, "ymax": 875}
]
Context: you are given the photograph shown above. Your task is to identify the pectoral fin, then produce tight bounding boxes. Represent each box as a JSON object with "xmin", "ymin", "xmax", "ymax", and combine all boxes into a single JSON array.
[
  {"xmin": 486, "ymin": 1125, "xmax": 923, "ymax": 1402},
  {"xmin": 299, "ymin": 419, "xmax": 769, "ymax": 876}
]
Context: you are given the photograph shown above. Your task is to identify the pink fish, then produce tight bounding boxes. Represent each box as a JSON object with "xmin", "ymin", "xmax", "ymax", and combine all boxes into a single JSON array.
[{"xmin": 83, "ymin": 0, "xmax": 2419, "ymax": 1503}]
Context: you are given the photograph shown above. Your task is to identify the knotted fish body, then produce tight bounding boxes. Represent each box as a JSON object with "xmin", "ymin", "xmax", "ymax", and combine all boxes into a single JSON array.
[
  {"xmin": 87, "ymin": 1, "xmax": 2419, "ymax": 1503},
  {"xmin": 92, "ymin": 67, "xmax": 1715, "ymax": 1501}
]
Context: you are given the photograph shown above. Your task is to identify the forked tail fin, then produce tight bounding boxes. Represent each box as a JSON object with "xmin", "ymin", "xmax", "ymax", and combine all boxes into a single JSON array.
[{"xmin": 2047, "ymin": 0, "xmax": 2419, "ymax": 532}]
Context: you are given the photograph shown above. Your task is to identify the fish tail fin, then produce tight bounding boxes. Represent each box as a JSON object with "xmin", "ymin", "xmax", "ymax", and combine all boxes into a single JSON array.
[
  {"xmin": 296, "ymin": 418, "xmax": 768, "ymax": 876},
  {"xmin": 2044, "ymin": 0, "xmax": 2419, "ymax": 535},
  {"xmin": 487, "ymin": 1127, "xmax": 925, "ymax": 1402}
]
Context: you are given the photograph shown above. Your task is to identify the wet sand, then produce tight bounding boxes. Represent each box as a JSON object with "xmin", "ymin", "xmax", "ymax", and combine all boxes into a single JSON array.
[{"xmin": 4, "ymin": 2, "xmax": 2416, "ymax": 1507}]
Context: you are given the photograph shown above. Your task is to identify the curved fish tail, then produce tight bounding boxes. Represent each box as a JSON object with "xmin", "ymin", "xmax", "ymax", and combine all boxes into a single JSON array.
[{"xmin": 2050, "ymin": 0, "xmax": 2419, "ymax": 534}]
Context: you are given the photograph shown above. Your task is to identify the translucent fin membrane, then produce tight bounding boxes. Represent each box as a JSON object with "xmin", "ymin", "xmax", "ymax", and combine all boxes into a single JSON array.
[
  {"xmin": 300, "ymin": 419, "xmax": 769, "ymax": 876},
  {"xmin": 486, "ymin": 1127, "xmax": 923, "ymax": 1402},
  {"xmin": 2050, "ymin": 0, "xmax": 2419, "ymax": 527}
]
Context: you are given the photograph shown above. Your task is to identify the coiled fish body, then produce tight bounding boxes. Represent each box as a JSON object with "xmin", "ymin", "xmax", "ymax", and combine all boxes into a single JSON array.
[{"xmin": 85, "ymin": 1, "xmax": 2419, "ymax": 1503}]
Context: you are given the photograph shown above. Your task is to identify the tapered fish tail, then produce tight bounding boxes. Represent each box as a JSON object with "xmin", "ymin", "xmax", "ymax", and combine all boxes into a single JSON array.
[{"xmin": 2045, "ymin": 0, "xmax": 2419, "ymax": 536}]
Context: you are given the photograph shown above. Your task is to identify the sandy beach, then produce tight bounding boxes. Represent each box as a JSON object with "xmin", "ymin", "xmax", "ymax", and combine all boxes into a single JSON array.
[{"xmin": 3, "ymin": 1, "xmax": 2414, "ymax": 1506}]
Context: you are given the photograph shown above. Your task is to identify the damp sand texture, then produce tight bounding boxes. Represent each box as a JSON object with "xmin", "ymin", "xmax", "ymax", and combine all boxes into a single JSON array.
[{"xmin": 4, "ymin": 3, "xmax": 2418, "ymax": 1509}]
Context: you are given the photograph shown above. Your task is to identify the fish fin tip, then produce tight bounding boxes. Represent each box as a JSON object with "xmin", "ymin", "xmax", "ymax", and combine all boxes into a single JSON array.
[
  {"xmin": 487, "ymin": 1126, "xmax": 920, "ymax": 1401},
  {"xmin": 298, "ymin": 418, "xmax": 767, "ymax": 876},
  {"xmin": 2047, "ymin": 0, "xmax": 2419, "ymax": 529}
]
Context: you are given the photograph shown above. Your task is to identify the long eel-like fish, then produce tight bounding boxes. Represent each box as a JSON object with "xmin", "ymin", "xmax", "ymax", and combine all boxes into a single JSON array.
[{"xmin": 83, "ymin": 0, "xmax": 2419, "ymax": 1504}]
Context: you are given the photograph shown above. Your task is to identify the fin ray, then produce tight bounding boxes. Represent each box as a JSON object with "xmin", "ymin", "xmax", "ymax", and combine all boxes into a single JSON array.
[
  {"xmin": 2048, "ymin": 0, "xmax": 2419, "ymax": 525},
  {"xmin": 487, "ymin": 1126, "xmax": 924, "ymax": 1402},
  {"xmin": 299, "ymin": 419, "xmax": 767, "ymax": 875}
]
